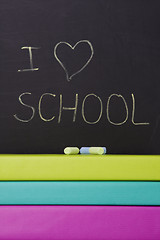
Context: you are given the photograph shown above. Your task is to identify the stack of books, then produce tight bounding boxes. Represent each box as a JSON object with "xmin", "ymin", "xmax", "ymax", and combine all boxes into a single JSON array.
[{"xmin": 0, "ymin": 154, "xmax": 160, "ymax": 239}]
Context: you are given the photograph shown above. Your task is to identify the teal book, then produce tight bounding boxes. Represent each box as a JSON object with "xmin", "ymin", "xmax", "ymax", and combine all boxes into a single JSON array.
[{"xmin": 0, "ymin": 181, "xmax": 160, "ymax": 205}]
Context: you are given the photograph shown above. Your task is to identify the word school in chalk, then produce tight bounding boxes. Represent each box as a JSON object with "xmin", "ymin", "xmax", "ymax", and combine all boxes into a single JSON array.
[{"xmin": 14, "ymin": 92, "xmax": 149, "ymax": 126}]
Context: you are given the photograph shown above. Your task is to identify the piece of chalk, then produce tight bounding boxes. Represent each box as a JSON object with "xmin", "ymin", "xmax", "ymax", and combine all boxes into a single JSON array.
[
  {"xmin": 64, "ymin": 147, "xmax": 79, "ymax": 155},
  {"xmin": 89, "ymin": 147, "xmax": 104, "ymax": 155},
  {"xmin": 80, "ymin": 147, "xmax": 106, "ymax": 155}
]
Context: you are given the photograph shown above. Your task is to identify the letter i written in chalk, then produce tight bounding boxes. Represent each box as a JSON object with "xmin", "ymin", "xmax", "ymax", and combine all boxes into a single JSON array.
[{"xmin": 18, "ymin": 46, "xmax": 40, "ymax": 72}]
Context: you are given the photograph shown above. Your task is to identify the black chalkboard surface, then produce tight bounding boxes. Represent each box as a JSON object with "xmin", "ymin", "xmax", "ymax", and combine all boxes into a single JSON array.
[{"xmin": 0, "ymin": 0, "xmax": 160, "ymax": 154}]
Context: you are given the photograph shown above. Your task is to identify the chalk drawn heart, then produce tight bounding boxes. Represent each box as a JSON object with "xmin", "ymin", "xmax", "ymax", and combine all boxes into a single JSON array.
[{"xmin": 54, "ymin": 40, "xmax": 94, "ymax": 82}]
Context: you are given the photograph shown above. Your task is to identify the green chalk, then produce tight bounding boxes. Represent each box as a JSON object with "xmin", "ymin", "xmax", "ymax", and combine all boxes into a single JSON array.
[
  {"xmin": 64, "ymin": 147, "xmax": 79, "ymax": 155},
  {"xmin": 89, "ymin": 147, "xmax": 104, "ymax": 155}
]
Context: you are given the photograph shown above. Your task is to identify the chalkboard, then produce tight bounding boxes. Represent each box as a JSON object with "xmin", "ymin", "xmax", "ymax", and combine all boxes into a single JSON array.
[{"xmin": 0, "ymin": 0, "xmax": 160, "ymax": 154}]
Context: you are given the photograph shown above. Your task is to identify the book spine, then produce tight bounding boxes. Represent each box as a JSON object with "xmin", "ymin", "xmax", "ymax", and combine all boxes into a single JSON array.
[
  {"xmin": 0, "ymin": 181, "xmax": 160, "ymax": 205},
  {"xmin": 0, "ymin": 154, "xmax": 160, "ymax": 180},
  {"xmin": 0, "ymin": 206, "xmax": 159, "ymax": 240}
]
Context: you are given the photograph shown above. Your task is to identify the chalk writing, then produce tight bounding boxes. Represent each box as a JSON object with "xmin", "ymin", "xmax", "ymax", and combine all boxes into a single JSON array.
[
  {"xmin": 54, "ymin": 40, "xmax": 94, "ymax": 81},
  {"xmin": 39, "ymin": 93, "xmax": 56, "ymax": 121},
  {"xmin": 18, "ymin": 46, "xmax": 40, "ymax": 72},
  {"xmin": 82, "ymin": 93, "xmax": 103, "ymax": 124},
  {"xmin": 106, "ymin": 94, "xmax": 128, "ymax": 125},
  {"xmin": 58, "ymin": 94, "xmax": 78, "ymax": 123},
  {"xmin": 13, "ymin": 92, "xmax": 35, "ymax": 122},
  {"xmin": 14, "ymin": 92, "xmax": 149, "ymax": 126},
  {"xmin": 11, "ymin": 40, "xmax": 149, "ymax": 128},
  {"xmin": 131, "ymin": 93, "xmax": 150, "ymax": 125}
]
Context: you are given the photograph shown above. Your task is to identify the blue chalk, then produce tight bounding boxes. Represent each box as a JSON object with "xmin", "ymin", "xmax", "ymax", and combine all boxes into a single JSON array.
[
  {"xmin": 80, "ymin": 147, "xmax": 90, "ymax": 154},
  {"xmin": 80, "ymin": 147, "xmax": 106, "ymax": 154}
]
